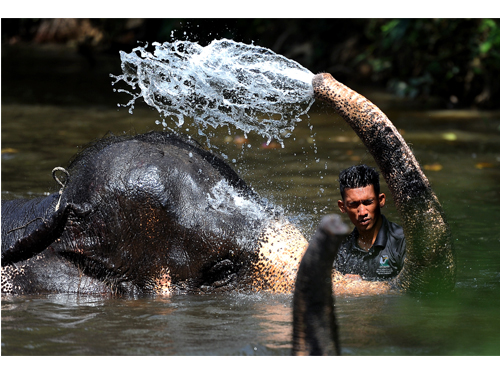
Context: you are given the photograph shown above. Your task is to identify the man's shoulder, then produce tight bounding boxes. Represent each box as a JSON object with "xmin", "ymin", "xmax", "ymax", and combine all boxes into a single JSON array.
[{"xmin": 384, "ymin": 216, "xmax": 405, "ymax": 240}]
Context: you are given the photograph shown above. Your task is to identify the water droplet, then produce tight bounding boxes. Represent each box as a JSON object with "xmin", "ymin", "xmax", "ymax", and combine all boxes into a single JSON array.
[{"xmin": 111, "ymin": 39, "xmax": 315, "ymax": 144}]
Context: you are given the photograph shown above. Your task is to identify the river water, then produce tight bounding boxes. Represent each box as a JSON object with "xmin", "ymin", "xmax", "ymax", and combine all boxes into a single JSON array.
[{"xmin": 2, "ymin": 44, "xmax": 500, "ymax": 356}]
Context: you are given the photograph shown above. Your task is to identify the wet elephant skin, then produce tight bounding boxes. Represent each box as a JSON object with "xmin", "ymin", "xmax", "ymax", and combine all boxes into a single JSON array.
[{"xmin": 1, "ymin": 131, "xmax": 291, "ymax": 295}]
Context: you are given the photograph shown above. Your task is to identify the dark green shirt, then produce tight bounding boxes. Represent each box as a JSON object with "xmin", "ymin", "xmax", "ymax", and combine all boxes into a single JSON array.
[{"xmin": 334, "ymin": 215, "xmax": 406, "ymax": 281}]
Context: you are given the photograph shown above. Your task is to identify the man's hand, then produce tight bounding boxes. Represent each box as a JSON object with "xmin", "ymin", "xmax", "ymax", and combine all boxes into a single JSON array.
[{"xmin": 344, "ymin": 274, "xmax": 363, "ymax": 281}]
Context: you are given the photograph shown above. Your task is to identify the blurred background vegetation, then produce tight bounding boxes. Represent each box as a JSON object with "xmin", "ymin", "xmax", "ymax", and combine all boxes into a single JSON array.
[{"xmin": 2, "ymin": 18, "xmax": 499, "ymax": 109}]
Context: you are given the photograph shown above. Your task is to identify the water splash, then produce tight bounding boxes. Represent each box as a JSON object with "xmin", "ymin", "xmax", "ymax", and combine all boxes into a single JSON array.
[{"xmin": 111, "ymin": 39, "xmax": 315, "ymax": 145}]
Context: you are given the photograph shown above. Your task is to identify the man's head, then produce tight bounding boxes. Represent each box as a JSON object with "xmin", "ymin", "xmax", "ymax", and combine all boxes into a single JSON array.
[
  {"xmin": 337, "ymin": 165, "xmax": 385, "ymax": 235},
  {"xmin": 338, "ymin": 164, "xmax": 380, "ymax": 201}
]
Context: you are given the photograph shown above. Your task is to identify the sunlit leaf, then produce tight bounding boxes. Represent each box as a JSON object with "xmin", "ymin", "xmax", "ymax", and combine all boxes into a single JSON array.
[
  {"xmin": 1, "ymin": 148, "xmax": 18, "ymax": 154},
  {"xmin": 424, "ymin": 163, "xmax": 443, "ymax": 171},
  {"xmin": 479, "ymin": 41, "xmax": 492, "ymax": 54},
  {"xmin": 475, "ymin": 162, "xmax": 494, "ymax": 169},
  {"xmin": 442, "ymin": 132, "xmax": 457, "ymax": 141}
]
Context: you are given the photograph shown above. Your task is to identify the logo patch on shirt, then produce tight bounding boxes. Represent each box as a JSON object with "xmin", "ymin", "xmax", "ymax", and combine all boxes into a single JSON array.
[
  {"xmin": 379, "ymin": 255, "xmax": 389, "ymax": 267},
  {"xmin": 376, "ymin": 255, "xmax": 393, "ymax": 275}
]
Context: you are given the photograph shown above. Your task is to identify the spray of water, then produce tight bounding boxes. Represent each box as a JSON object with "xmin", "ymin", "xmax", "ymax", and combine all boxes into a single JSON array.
[{"xmin": 110, "ymin": 39, "xmax": 315, "ymax": 145}]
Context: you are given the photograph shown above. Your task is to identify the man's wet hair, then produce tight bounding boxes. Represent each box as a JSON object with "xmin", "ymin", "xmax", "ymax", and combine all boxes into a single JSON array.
[{"xmin": 338, "ymin": 164, "xmax": 380, "ymax": 200}]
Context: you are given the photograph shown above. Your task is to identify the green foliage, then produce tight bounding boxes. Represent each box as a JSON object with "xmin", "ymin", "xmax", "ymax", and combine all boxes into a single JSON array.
[
  {"xmin": 3, "ymin": 18, "xmax": 499, "ymax": 108},
  {"xmin": 359, "ymin": 19, "xmax": 500, "ymax": 108}
]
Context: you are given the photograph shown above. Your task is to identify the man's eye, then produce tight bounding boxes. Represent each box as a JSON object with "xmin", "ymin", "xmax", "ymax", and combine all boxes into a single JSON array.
[{"xmin": 347, "ymin": 199, "xmax": 374, "ymax": 208}]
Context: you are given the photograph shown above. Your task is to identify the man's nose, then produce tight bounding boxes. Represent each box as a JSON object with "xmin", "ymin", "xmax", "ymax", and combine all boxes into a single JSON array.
[{"xmin": 358, "ymin": 204, "xmax": 368, "ymax": 216}]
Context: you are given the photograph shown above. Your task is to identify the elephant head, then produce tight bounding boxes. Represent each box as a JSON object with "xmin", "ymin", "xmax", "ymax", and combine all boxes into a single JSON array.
[{"xmin": 1, "ymin": 131, "xmax": 308, "ymax": 295}]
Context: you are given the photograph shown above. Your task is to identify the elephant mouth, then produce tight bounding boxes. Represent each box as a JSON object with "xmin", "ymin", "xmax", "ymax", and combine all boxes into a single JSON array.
[{"xmin": 146, "ymin": 260, "xmax": 242, "ymax": 295}]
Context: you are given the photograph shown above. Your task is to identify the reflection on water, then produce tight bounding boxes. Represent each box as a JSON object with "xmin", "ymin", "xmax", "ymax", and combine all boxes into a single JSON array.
[
  {"xmin": 1, "ymin": 293, "xmax": 294, "ymax": 355},
  {"xmin": 3, "ymin": 290, "xmax": 500, "ymax": 355},
  {"xmin": 2, "ymin": 97, "xmax": 500, "ymax": 355}
]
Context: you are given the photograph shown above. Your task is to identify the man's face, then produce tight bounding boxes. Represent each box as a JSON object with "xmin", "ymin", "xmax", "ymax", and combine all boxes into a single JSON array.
[{"xmin": 338, "ymin": 185, "xmax": 385, "ymax": 234}]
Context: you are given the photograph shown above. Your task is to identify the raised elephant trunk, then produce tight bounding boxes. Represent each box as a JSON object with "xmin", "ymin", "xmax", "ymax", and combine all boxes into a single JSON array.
[{"xmin": 312, "ymin": 73, "xmax": 455, "ymax": 293}]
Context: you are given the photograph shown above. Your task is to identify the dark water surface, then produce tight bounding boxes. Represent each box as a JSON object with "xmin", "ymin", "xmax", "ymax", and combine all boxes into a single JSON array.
[{"xmin": 2, "ymin": 45, "xmax": 500, "ymax": 356}]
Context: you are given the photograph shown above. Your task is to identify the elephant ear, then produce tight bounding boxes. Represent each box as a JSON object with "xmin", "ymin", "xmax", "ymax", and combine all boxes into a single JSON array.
[
  {"xmin": 292, "ymin": 214, "xmax": 349, "ymax": 356},
  {"xmin": 1, "ymin": 196, "xmax": 90, "ymax": 266}
]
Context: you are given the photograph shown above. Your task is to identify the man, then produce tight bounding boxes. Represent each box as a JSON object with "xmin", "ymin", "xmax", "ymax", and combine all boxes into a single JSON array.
[{"xmin": 334, "ymin": 165, "xmax": 406, "ymax": 281}]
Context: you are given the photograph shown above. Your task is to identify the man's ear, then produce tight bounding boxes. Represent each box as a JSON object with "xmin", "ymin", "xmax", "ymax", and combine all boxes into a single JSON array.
[
  {"xmin": 338, "ymin": 199, "xmax": 346, "ymax": 213},
  {"xmin": 379, "ymin": 193, "xmax": 386, "ymax": 208}
]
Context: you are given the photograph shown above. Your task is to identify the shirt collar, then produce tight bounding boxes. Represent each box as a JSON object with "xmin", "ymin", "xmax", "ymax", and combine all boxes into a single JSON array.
[
  {"xmin": 351, "ymin": 214, "xmax": 389, "ymax": 252},
  {"xmin": 372, "ymin": 214, "xmax": 389, "ymax": 248}
]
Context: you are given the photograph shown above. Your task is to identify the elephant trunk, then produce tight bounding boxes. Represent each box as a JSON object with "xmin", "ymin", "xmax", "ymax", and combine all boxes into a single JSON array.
[
  {"xmin": 292, "ymin": 214, "xmax": 349, "ymax": 355},
  {"xmin": 312, "ymin": 73, "xmax": 455, "ymax": 293},
  {"xmin": 251, "ymin": 220, "xmax": 309, "ymax": 293}
]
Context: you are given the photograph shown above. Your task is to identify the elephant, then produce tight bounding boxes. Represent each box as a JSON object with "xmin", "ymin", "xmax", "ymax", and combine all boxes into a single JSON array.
[
  {"xmin": 2, "ymin": 73, "xmax": 454, "ymax": 299},
  {"xmin": 1, "ymin": 131, "xmax": 308, "ymax": 295}
]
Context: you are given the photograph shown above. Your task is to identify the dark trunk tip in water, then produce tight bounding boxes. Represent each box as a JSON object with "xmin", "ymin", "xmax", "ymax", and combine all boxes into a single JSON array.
[{"xmin": 292, "ymin": 214, "xmax": 349, "ymax": 356}]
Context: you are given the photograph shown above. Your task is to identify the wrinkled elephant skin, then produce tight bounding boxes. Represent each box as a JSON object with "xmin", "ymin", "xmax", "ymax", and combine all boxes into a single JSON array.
[{"xmin": 2, "ymin": 132, "xmax": 308, "ymax": 295}]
